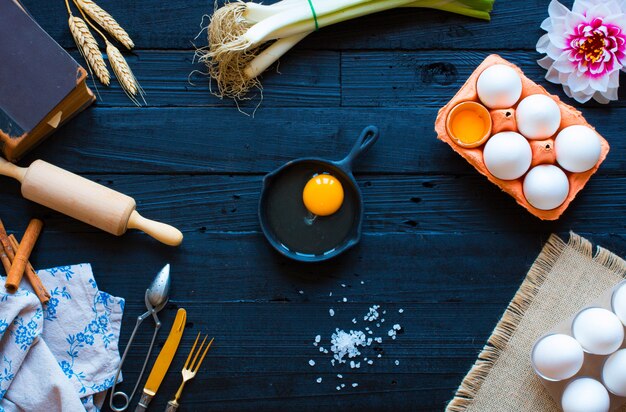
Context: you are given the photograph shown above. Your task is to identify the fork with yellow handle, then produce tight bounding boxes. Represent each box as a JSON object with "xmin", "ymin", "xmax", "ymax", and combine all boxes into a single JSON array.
[{"xmin": 165, "ymin": 333, "xmax": 214, "ymax": 412}]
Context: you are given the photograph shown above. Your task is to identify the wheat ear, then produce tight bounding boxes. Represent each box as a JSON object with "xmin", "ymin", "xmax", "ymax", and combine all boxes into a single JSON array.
[
  {"xmin": 106, "ymin": 41, "xmax": 144, "ymax": 105},
  {"xmin": 75, "ymin": 0, "xmax": 134, "ymax": 50},
  {"xmin": 68, "ymin": 15, "xmax": 110, "ymax": 85}
]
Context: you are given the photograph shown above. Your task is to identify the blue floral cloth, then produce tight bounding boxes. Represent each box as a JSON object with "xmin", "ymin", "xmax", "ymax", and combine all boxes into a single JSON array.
[{"xmin": 0, "ymin": 264, "xmax": 124, "ymax": 412}]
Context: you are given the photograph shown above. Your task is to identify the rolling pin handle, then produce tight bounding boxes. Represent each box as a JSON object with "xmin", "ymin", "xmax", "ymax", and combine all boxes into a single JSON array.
[
  {"xmin": 0, "ymin": 157, "xmax": 27, "ymax": 182},
  {"xmin": 127, "ymin": 210, "xmax": 183, "ymax": 246}
]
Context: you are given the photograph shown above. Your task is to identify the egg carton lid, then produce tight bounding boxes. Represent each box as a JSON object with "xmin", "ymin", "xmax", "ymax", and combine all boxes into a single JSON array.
[{"xmin": 434, "ymin": 54, "xmax": 610, "ymax": 221}]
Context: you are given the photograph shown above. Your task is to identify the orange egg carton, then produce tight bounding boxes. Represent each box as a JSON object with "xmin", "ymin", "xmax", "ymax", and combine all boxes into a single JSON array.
[{"xmin": 434, "ymin": 54, "xmax": 610, "ymax": 220}]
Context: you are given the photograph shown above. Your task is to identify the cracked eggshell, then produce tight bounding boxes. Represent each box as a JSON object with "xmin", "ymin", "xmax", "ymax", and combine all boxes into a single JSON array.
[{"xmin": 516, "ymin": 94, "xmax": 562, "ymax": 140}]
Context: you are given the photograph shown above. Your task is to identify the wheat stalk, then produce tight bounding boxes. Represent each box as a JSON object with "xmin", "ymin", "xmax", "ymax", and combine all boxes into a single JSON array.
[
  {"xmin": 75, "ymin": 0, "xmax": 134, "ymax": 50},
  {"xmin": 106, "ymin": 41, "xmax": 144, "ymax": 105},
  {"xmin": 68, "ymin": 15, "xmax": 110, "ymax": 86}
]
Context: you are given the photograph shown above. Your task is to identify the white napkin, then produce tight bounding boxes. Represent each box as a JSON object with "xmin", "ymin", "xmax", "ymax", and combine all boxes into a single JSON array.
[{"xmin": 0, "ymin": 264, "xmax": 124, "ymax": 412}]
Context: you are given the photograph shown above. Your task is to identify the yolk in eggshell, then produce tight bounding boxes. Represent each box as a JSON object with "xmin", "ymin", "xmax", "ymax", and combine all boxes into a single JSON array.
[{"xmin": 302, "ymin": 174, "xmax": 344, "ymax": 216}]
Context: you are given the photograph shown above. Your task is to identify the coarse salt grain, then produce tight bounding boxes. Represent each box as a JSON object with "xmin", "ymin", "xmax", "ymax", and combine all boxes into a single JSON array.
[
  {"xmin": 329, "ymin": 309, "xmax": 335, "ymax": 317},
  {"xmin": 317, "ymin": 378, "xmax": 322, "ymax": 383},
  {"xmin": 343, "ymin": 298, "xmax": 347, "ymax": 302},
  {"xmin": 341, "ymin": 284, "xmax": 346, "ymax": 288},
  {"xmin": 336, "ymin": 386, "xmax": 341, "ymax": 391},
  {"xmin": 352, "ymin": 383, "xmax": 359, "ymax": 387},
  {"xmin": 330, "ymin": 329, "xmax": 366, "ymax": 363},
  {"xmin": 337, "ymin": 374, "xmax": 343, "ymax": 379},
  {"xmin": 352, "ymin": 318, "xmax": 357, "ymax": 324},
  {"xmin": 315, "ymin": 335, "xmax": 321, "ymax": 343},
  {"xmin": 309, "ymin": 360, "xmax": 315, "ymax": 366},
  {"xmin": 299, "ymin": 290, "xmax": 304, "ymax": 294},
  {"xmin": 364, "ymin": 305, "xmax": 380, "ymax": 322},
  {"xmin": 395, "ymin": 360, "xmax": 400, "ymax": 366},
  {"xmin": 398, "ymin": 309, "xmax": 404, "ymax": 313}
]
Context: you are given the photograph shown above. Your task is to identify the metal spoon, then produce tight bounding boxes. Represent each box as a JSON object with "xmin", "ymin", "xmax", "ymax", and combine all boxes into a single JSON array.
[{"xmin": 109, "ymin": 264, "xmax": 171, "ymax": 412}]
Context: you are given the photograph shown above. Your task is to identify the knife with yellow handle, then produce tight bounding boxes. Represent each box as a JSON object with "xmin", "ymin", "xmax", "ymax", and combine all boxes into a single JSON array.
[{"xmin": 135, "ymin": 308, "xmax": 187, "ymax": 412}]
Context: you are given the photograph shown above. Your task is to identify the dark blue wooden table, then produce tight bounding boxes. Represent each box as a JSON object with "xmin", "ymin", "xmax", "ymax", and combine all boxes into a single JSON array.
[{"xmin": 6, "ymin": 0, "xmax": 626, "ymax": 410}]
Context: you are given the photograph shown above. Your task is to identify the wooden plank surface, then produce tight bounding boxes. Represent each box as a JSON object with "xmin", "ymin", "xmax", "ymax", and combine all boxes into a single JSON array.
[{"xmin": 4, "ymin": 0, "xmax": 622, "ymax": 411}]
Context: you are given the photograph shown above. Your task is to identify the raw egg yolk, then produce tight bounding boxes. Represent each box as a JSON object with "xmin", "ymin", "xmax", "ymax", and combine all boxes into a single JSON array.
[{"xmin": 302, "ymin": 174, "xmax": 344, "ymax": 216}]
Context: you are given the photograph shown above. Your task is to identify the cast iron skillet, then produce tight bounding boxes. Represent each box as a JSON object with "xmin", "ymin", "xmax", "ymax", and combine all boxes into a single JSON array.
[{"xmin": 258, "ymin": 126, "xmax": 380, "ymax": 262}]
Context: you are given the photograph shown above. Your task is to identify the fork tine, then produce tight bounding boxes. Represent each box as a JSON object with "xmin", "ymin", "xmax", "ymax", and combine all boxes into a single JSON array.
[
  {"xmin": 189, "ymin": 335, "xmax": 207, "ymax": 371},
  {"xmin": 193, "ymin": 337, "xmax": 214, "ymax": 373},
  {"xmin": 184, "ymin": 332, "xmax": 201, "ymax": 370}
]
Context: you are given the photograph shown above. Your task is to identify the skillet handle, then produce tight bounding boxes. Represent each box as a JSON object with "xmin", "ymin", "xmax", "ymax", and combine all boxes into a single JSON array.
[{"xmin": 338, "ymin": 126, "xmax": 380, "ymax": 171}]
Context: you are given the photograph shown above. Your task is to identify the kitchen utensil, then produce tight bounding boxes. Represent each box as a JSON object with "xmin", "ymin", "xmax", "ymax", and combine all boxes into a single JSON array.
[
  {"xmin": 165, "ymin": 333, "xmax": 214, "ymax": 412},
  {"xmin": 258, "ymin": 126, "xmax": 379, "ymax": 262},
  {"xmin": 135, "ymin": 308, "xmax": 186, "ymax": 412},
  {"xmin": 0, "ymin": 157, "xmax": 183, "ymax": 246},
  {"xmin": 110, "ymin": 264, "xmax": 172, "ymax": 412}
]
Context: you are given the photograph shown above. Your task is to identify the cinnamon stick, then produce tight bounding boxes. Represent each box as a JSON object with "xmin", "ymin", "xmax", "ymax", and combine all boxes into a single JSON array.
[
  {"xmin": 0, "ymin": 219, "xmax": 15, "ymax": 267},
  {"xmin": 8, "ymin": 235, "xmax": 50, "ymax": 304},
  {"xmin": 0, "ymin": 243, "xmax": 11, "ymax": 275},
  {"xmin": 6, "ymin": 219, "xmax": 43, "ymax": 293}
]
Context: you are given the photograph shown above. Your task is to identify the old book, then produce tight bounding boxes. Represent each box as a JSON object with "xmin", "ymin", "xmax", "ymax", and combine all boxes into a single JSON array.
[{"xmin": 0, "ymin": 0, "xmax": 95, "ymax": 161}]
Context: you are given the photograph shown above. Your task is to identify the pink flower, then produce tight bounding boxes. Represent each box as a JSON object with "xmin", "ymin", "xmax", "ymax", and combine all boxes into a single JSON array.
[{"xmin": 537, "ymin": 0, "xmax": 626, "ymax": 103}]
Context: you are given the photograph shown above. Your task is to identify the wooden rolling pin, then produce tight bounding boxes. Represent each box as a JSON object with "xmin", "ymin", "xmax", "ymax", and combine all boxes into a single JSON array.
[{"xmin": 0, "ymin": 158, "xmax": 183, "ymax": 246}]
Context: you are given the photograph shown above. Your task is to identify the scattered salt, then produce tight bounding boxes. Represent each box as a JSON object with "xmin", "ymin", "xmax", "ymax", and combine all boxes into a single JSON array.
[
  {"xmin": 337, "ymin": 374, "xmax": 343, "ymax": 379},
  {"xmin": 395, "ymin": 360, "xmax": 400, "ymax": 366},
  {"xmin": 319, "ymin": 347, "xmax": 325, "ymax": 352},
  {"xmin": 364, "ymin": 305, "xmax": 380, "ymax": 322},
  {"xmin": 377, "ymin": 354, "xmax": 382, "ymax": 358},
  {"xmin": 352, "ymin": 318, "xmax": 357, "ymax": 324},
  {"xmin": 329, "ymin": 308, "xmax": 335, "ymax": 317},
  {"xmin": 315, "ymin": 335, "xmax": 321, "ymax": 343},
  {"xmin": 343, "ymin": 297, "xmax": 347, "ymax": 302},
  {"xmin": 360, "ymin": 281, "xmax": 365, "ymax": 285},
  {"xmin": 309, "ymin": 360, "xmax": 316, "ymax": 366},
  {"xmin": 341, "ymin": 284, "xmax": 346, "ymax": 288},
  {"xmin": 341, "ymin": 383, "xmax": 345, "ymax": 388},
  {"xmin": 330, "ymin": 329, "xmax": 366, "ymax": 363},
  {"xmin": 350, "ymin": 361, "xmax": 356, "ymax": 369},
  {"xmin": 398, "ymin": 309, "xmax": 404, "ymax": 313},
  {"xmin": 299, "ymin": 290, "xmax": 304, "ymax": 294},
  {"xmin": 367, "ymin": 360, "xmax": 374, "ymax": 365},
  {"xmin": 336, "ymin": 386, "xmax": 341, "ymax": 391},
  {"xmin": 352, "ymin": 383, "xmax": 359, "ymax": 387},
  {"xmin": 329, "ymin": 292, "xmax": 333, "ymax": 297},
  {"xmin": 317, "ymin": 378, "xmax": 323, "ymax": 384}
]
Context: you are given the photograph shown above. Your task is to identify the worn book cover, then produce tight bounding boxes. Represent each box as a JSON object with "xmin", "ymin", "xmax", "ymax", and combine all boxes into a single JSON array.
[{"xmin": 0, "ymin": 0, "xmax": 95, "ymax": 161}]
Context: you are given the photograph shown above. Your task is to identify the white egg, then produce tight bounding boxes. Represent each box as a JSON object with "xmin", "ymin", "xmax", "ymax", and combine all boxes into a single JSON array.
[
  {"xmin": 572, "ymin": 307, "xmax": 624, "ymax": 355},
  {"xmin": 561, "ymin": 378, "xmax": 610, "ymax": 412},
  {"xmin": 483, "ymin": 132, "xmax": 532, "ymax": 180},
  {"xmin": 523, "ymin": 165, "xmax": 569, "ymax": 210},
  {"xmin": 603, "ymin": 349, "xmax": 626, "ymax": 396},
  {"xmin": 532, "ymin": 334, "xmax": 584, "ymax": 381},
  {"xmin": 556, "ymin": 125, "xmax": 602, "ymax": 173},
  {"xmin": 516, "ymin": 94, "xmax": 562, "ymax": 139},
  {"xmin": 612, "ymin": 282, "xmax": 626, "ymax": 326},
  {"xmin": 477, "ymin": 64, "xmax": 523, "ymax": 109}
]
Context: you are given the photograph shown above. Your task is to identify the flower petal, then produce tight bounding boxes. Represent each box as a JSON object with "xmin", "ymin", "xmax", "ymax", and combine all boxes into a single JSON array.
[
  {"xmin": 550, "ymin": 0, "xmax": 570, "ymax": 18},
  {"xmin": 590, "ymin": 73, "xmax": 610, "ymax": 91},
  {"xmin": 568, "ymin": 71, "xmax": 591, "ymax": 92},
  {"xmin": 554, "ymin": 52, "xmax": 576, "ymax": 72},
  {"xmin": 537, "ymin": 33, "xmax": 551, "ymax": 53}
]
